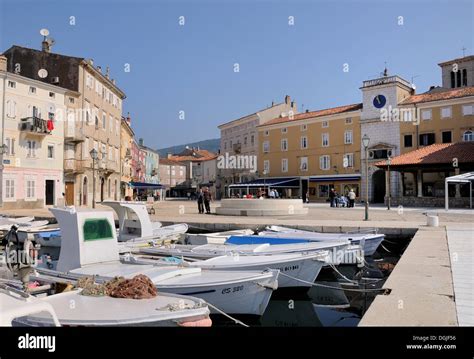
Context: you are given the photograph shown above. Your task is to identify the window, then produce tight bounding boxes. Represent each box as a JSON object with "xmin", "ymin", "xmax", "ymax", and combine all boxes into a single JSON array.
[
  {"xmin": 244, "ymin": 136, "xmax": 247, "ymax": 145},
  {"xmin": 5, "ymin": 179, "xmax": 15, "ymax": 199},
  {"xmin": 5, "ymin": 138, "xmax": 15, "ymax": 155},
  {"xmin": 457, "ymin": 71, "xmax": 461, "ymax": 88},
  {"xmin": 345, "ymin": 118, "xmax": 352, "ymax": 124},
  {"xmin": 451, "ymin": 71, "xmax": 455, "ymax": 88},
  {"xmin": 300, "ymin": 157, "xmax": 308, "ymax": 171},
  {"xmin": 263, "ymin": 160, "xmax": 270, "ymax": 173},
  {"xmin": 322, "ymin": 121, "xmax": 329, "ymax": 128},
  {"xmin": 403, "ymin": 110, "xmax": 412, "ymax": 122},
  {"xmin": 421, "ymin": 109, "xmax": 432, "ymax": 121},
  {"xmin": 251, "ymin": 135, "xmax": 255, "ymax": 145},
  {"xmin": 109, "ymin": 146, "xmax": 113, "ymax": 161},
  {"xmin": 29, "ymin": 86, "xmax": 36, "ymax": 94},
  {"xmin": 318, "ymin": 184, "xmax": 330, "ymax": 198},
  {"xmin": 343, "ymin": 153, "xmax": 354, "ymax": 168},
  {"xmin": 102, "ymin": 113, "xmax": 107, "ymax": 129},
  {"xmin": 463, "ymin": 130, "xmax": 473, "ymax": 142},
  {"xmin": 224, "ymin": 142, "xmax": 227, "ymax": 150},
  {"xmin": 83, "ymin": 219, "xmax": 114, "ymax": 241},
  {"xmin": 49, "ymin": 92, "xmax": 55, "ymax": 98},
  {"xmin": 47, "ymin": 145, "xmax": 54, "ymax": 159},
  {"xmin": 26, "ymin": 179, "xmax": 35, "ymax": 199},
  {"xmin": 442, "ymin": 131, "xmax": 452, "ymax": 143},
  {"xmin": 441, "ymin": 107, "xmax": 452, "ymax": 119},
  {"xmin": 6, "ymin": 100, "xmax": 16, "ymax": 118},
  {"xmin": 115, "ymin": 119, "xmax": 119, "ymax": 135},
  {"xmin": 264, "ymin": 130, "xmax": 269, "ymax": 136},
  {"xmin": 462, "ymin": 105, "xmax": 473, "ymax": 116},
  {"xmin": 419, "ymin": 133, "xmax": 436, "ymax": 146},
  {"xmin": 69, "ymin": 97, "xmax": 75, "ymax": 104},
  {"xmin": 281, "ymin": 139, "xmax": 288, "ymax": 151},
  {"xmin": 301, "ymin": 124, "xmax": 307, "ymax": 131},
  {"xmin": 322, "ymin": 133, "xmax": 329, "ymax": 147},
  {"xmin": 404, "ymin": 134, "xmax": 413, "ymax": 148},
  {"xmin": 7, "ymin": 81, "xmax": 16, "ymax": 88},
  {"xmin": 27, "ymin": 141, "xmax": 37, "ymax": 157},
  {"xmin": 85, "ymin": 102, "xmax": 91, "ymax": 124},
  {"xmin": 462, "ymin": 69, "xmax": 468, "ymax": 86},
  {"xmin": 281, "ymin": 127, "xmax": 287, "ymax": 134},
  {"xmin": 320, "ymin": 155, "xmax": 330, "ymax": 170},
  {"xmin": 263, "ymin": 141, "xmax": 269, "ymax": 153},
  {"xmin": 281, "ymin": 159, "xmax": 288, "ymax": 173},
  {"xmin": 301, "ymin": 136, "xmax": 308, "ymax": 149},
  {"xmin": 344, "ymin": 130, "xmax": 353, "ymax": 144}
]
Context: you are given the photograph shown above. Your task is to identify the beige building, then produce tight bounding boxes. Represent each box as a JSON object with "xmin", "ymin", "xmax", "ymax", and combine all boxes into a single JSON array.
[
  {"xmin": 159, "ymin": 158, "xmax": 187, "ymax": 198},
  {"xmin": 217, "ymin": 95, "xmax": 297, "ymax": 198},
  {"xmin": 0, "ymin": 56, "xmax": 69, "ymax": 208},
  {"xmin": 256, "ymin": 104, "xmax": 362, "ymax": 202},
  {"xmin": 120, "ymin": 115, "xmax": 134, "ymax": 199},
  {"xmin": 4, "ymin": 41, "xmax": 126, "ymax": 207}
]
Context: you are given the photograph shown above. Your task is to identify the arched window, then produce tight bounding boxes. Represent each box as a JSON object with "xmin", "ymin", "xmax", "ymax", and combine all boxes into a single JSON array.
[
  {"xmin": 451, "ymin": 71, "xmax": 456, "ymax": 88},
  {"xmin": 463, "ymin": 130, "xmax": 473, "ymax": 142},
  {"xmin": 457, "ymin": 71, "xmax": 462, "ymax": 88},
  {"xmin": 462, "ymin": 69, "xmax": 468, "ymax": 86}
]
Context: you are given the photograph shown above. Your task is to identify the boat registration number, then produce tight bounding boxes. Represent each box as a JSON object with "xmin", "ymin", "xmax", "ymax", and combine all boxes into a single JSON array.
[
  {"xmin": 222, "ymin": 285, "xmax": 244, "ymax": 294},
  {"xmin": 278, "ymin": 265, "xmax": 299, "ymax": 272}
]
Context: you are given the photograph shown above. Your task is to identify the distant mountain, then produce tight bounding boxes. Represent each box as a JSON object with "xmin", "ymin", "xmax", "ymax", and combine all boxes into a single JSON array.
[{"xmin": 156, "ymin": 138, "xmax": 220, "ymax": 157}]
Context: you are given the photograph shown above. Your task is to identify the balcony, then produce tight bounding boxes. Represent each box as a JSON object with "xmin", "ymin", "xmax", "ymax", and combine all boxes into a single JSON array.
[
  {"xmin": 64, "ymin": 159, "xmax": 86, "ymax": 174},
  {"xmin": 19, "ymin": 117, "xmax": 51, "ymax": 136},
  {"xmin": 64, "ymin": 126, "xmax": 84, "ymax": 144}
]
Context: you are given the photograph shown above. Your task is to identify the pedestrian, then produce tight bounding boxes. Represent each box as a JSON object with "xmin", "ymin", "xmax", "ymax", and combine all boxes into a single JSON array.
[
  {"xmin": 269, "ymin": 189, "xmax": 275, "ymax": 199},
  {"xmin": 187, "ymin": 192, "xmax": 191, "ymax": 201},
  {"xmin": 348, "ymin": 188, "xmax": 356, "ymax": 208},
  {"xmin": 197, "ymin": 188, "xmax": 204, "ymax": 214},
  {"xmin": 305, "ymin": 191, "xmax": 309, "ymax": 203},
  {"xmin": 329, "ymin": 188, "xmax": 336, "ymax": 207},
  {"xmin": 203, "ymin": 187, "xmax": 212, "ymax": 214}
]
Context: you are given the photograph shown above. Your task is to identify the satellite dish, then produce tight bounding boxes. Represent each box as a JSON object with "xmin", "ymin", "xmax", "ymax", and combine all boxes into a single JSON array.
[
  {"xmin": 38, "ymin": 69, "xmax": 48, "ymax": 78},
  {"xmin": 40, "ymin": 28, "xmax": 50, "ymax": 37}
]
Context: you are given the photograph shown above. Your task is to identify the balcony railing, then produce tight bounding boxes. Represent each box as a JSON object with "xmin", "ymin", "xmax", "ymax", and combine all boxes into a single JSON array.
[
  {"xmin": 64, "ymin": 126, "xmax": 84, "ymax": 143},
  {"xmin": 19, "ymin": 117, "xmax": 51, "ymax": 136},
  {"xmin": 64, "ymin": 159, "xmax": 86, "ymax": 174}
]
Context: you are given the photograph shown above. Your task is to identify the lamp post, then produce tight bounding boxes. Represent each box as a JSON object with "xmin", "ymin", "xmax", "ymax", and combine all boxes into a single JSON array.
[
  {"xmin": 263, "ymin": 170, "xmax": 267, "ymax": 197},
  {"xmin": 362, "ymin": 134, "xmax": 370, "ymax": 221},
  {"xmin": 90, "ymin": 148, "xmax": 98, "ymax": 208},
  {"xmin": 387, "ymin": 156, "xmax": 391, "ymax": 210}
]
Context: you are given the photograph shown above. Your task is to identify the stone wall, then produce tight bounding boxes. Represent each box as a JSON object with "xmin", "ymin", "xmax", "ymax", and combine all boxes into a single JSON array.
[{"xmin": 388, "ymin": 196, "xmax": 471, "ymax": 208}]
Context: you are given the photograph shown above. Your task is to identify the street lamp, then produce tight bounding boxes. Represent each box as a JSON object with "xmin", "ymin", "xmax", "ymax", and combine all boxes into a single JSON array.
[
  {"xmin": 90, "ymin": 148, "xmax": 98, "ymax": 209},
  {"xmin": 387, "ymin": 156, "xmax": 391, "ymax": 210},
  {"xmin": 362, "ymin": 134, "xmax": 370, "ymax": 221}
]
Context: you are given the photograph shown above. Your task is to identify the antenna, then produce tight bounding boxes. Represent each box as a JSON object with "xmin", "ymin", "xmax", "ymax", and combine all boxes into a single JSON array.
[
  {"xmin": 462, "ymin": 46, "xmax": 467, "ymax": 57},
  {"xmin": 40, "ymin": 28, "xmax": 49, "ymax": 39}
]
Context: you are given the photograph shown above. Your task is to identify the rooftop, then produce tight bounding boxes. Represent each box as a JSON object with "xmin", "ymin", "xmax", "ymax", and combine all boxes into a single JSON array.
[
  {"xmin": 375, "ymin": 142, "xmax": 474, "ymax": 168},
  {"xmin": 258, "ymin": 103, "xmax": 363, "ymax": 127},
  {"xmin": 400, "ymin": 86, "xmax": 474, "ymax": 105},
  {"xmin": 169, "ymin": 148, "xmax": 218, "ymax": 162}
]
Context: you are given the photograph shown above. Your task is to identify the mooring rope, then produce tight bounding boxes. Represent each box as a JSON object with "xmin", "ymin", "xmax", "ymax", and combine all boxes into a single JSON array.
[
  {"xmin": 205, "ymin": 302, "xmax": 249, "ymax": 327},
  {"xmin": 328, "ymin": 264, "xmax": 359, "ymax": 284},
  {"xmin": 276, "ymin": 272, "xmax": 386, "ymax": 293}
]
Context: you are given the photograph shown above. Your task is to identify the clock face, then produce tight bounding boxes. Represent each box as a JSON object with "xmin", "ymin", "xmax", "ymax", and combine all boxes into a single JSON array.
[{"xmin": 373, "ymin": 94, "xmax": 386, "ymax": 109}]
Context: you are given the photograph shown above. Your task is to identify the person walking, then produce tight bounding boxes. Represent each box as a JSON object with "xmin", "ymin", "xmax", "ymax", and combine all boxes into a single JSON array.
[
  {"xmin": 197, "ymin": 188, "xmax": 204, "ymax": 214},
  {"xmin": 329, "ymin": 188, "xmax": 336, "ymax": 207},
  {"xmin": 348, "ymin": 189, "xmax": 356, "ymax": 208},
  {"xmin": 203, "ymin": 187, "xmax": 212, "ymax": 214}
]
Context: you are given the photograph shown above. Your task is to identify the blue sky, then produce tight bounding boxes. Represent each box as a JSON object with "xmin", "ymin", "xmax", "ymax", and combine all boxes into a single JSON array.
[{"xmin": 1, "ymin": 0, "xmax": 473, "ymax": 148}]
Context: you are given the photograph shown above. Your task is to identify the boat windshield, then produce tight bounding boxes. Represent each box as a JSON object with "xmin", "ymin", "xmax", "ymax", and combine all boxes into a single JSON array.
[{"xmin": 83, "ymin": 219, "xmax": 114, "ymax": 241}]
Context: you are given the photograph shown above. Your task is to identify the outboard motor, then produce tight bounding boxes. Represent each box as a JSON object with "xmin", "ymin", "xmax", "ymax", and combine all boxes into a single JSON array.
[{"xmin": 2, "ymin": 225, "xmax": 40, "ymax": 290}]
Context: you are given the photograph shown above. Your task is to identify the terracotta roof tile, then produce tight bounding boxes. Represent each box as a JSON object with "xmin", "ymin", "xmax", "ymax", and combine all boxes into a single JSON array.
[
  {"xmin": 400, "ymin": 86, "xmax": 474, "ymax": 105},
  {"xmin": 375, "ymin": 142, "xmax": 474, "ymax": 167},
  {"xmin": 259, "ymin": 103, "xmax": 363, "ymax": 127},
  {"xmin": 169, "ymin": 149, "xmax": 218, "ymax": 162},
  {"xmin": 159, "ymin": 158, "xmax": 186, "ymax": 166}
]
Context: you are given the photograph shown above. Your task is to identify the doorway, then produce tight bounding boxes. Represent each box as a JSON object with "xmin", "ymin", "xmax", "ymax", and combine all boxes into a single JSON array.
[
  {"xmin": 45, "ymin": 180, "xmax": 55, "ymax": 205},
  {"xmin": 65, "ymin": 182, "xmax": 74, "ymax": 206},
  {"xmin": 372, "ymin": 170, "xmax": 386, "ymax": 203},
  {"xmin": 100, "ymin": 177, "xmax": 105, "ymax": 202}
]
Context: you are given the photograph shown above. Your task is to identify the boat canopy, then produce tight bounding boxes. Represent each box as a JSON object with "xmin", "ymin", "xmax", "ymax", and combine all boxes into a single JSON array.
[
  {"xmin": 229, "ymin": 177, "xmax": 300, "ymax": 189},
  {"xmin": 129, "ymin": 181, "xmax": 164, "ymax": 189}
]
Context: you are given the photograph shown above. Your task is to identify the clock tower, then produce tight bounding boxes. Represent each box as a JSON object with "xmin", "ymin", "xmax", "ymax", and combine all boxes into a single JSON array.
[{"xmin": 360, "ymin": 70, "xmax": 414, "ymax": 204}]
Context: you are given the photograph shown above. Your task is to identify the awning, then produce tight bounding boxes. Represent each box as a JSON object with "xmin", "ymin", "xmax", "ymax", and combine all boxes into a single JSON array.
[
  {"xmin": 309, "ymin": 174, "xmax": 361, "ymax": 182},
  {"xmin": 445, "ymin": 172, "xmax": 474, "ymax": 210},
  {"xmin": 229, "ymin": 177, "xmax": 300, "ymax": 189},
  {"xmin": 129, "ymin": 181, "xmax": 164, "ymax": 189}
]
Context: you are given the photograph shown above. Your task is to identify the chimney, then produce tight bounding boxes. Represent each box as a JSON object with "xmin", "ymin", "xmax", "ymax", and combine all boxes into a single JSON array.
[
  {"xmin": 285, "ymin": 95, "xmax": 291, "ymax": 105},
  {"xmin": 126, "ymin": 113, "xmax": 131, "ymax": 124},
  {"xmin": 271, "ymin": 101, "xmax": 274, "ymax": 106},
  {"xmin": 105, "ymin": 66, "xmax": 110, "ymax": 79},
  {"xmin": 305, "ymin": 109, "xmax": 309, "ymax": 113},
  {"xmin": 138, "ymin": 138, "xmax": 144, "ymax": 146},
  {"xmin": 291, "ymin": 101, "xmax": 296, "ymax": 109},
  {"xmin": 42, "ymin": 40, "xmax": 50, "ymax": 53},
  {"xmin": 0, "ymin": 55, "xmax": 7, "ymax": 72}
]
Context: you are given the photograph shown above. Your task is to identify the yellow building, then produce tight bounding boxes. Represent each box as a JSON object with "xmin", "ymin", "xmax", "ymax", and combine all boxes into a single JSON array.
[
  {"xmin": 257, "ymin": 103, "xmax": 362, "ymax": 202},
  {"xmin": 120, "ymin": 115, "xmax": 134, "ymax": 199}
]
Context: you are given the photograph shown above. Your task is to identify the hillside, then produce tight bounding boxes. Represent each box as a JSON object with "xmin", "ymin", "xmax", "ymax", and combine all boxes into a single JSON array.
[{"xmin": 156, "ymin": 138, "xmax": 220, "ymax": 157}]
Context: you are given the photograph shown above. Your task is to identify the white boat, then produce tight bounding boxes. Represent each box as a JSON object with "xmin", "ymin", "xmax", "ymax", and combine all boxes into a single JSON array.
[
  {"xmin": 186, "ymin": 229, "xmax": 255, "ymax": 245},
  {"xmin": 261, "ymin": 225, "xmax": 385, "ymax": 256},
  {"xmin": 0, "ymin": 283, "xmax": 212, "ymax": 327},
  {"xmin": 0, "ymin": 217, "xmax": 49, "ymax": 231},
  {"xmin": 17, "ymin": 225, "xmax": 61, "ymax": 248},
  {"xmin": 39, "ymin": 207, "xmax": 278, "ymax": 316},
  {"xmin": 133, "ymin": 252, "xmax": 326, "ymax": 288}
]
